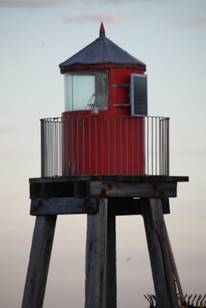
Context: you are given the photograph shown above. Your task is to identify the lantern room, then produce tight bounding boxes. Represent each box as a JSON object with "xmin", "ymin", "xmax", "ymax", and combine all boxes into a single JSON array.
[
  {"xmin": 60, "ymin": 23, "xmax": 147, "ymax": 117},
  {"xmin": 58, "ymin": 23, "xmax": 151, "ymax": 176}
]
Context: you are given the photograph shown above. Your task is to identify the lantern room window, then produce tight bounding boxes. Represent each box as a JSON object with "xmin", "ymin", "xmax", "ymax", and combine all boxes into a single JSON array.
[{"xmin": 64, "ymin": 71, "xmax": 108, "ymax": 111}]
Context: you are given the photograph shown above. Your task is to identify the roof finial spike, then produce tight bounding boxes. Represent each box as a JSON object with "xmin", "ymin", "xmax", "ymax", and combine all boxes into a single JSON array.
[{"xmin": 99, "ymin": 22, "xmax": 105, "ymax": 38}]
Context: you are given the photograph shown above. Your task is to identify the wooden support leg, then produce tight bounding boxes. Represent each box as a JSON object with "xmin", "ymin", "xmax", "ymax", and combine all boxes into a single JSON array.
[
  {"xmin": 142, "ymin": 199, "xmax": 179, "ymax": 308},
  {"xmin": 22, "ymin": 215, "xmax": 57, "ymax": 308},
  {"xmin": 85, "ymin": 199, "xmax": 116, "ymax": 308}
]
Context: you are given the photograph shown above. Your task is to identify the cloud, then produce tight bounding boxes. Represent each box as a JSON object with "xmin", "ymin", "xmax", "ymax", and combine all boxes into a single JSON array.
[
  {"xmin": 176, "ymin": 17, "xmax": 206, "ymax": 28},
  {"xmin": 0, "ymin": 0, "xmax": 64, "ymax": 6},
  {"xmin": 103, "ymin": 0, "xmax": 165, "ymax": 2},
  {"xmin": 0, "ymin": 0, "xmax": 164, "ymax": 7},
  {"xmin": 64, "ymin": 12, "xmax": 124, "ymax": 23}
]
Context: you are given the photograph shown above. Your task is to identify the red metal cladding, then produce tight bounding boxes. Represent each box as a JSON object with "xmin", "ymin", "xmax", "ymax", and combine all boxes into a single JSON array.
[{"xmin": 62, "ymin": 112, "xmax": 145, "ymax": 176}]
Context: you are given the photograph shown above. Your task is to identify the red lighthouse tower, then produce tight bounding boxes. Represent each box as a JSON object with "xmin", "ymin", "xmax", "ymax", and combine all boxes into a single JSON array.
[
  {"xmin": 60, "ymin": 23, "xmax": 148, "ymax": 176},
  {"xmin": 22, "ymin": 23, "xmax": 190, "ymax": 308}
]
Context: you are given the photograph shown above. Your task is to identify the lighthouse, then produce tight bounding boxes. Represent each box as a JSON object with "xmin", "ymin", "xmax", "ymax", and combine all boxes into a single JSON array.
[
  {"xmin": 60, "ymin": 23, "xmax": 147, "ymax": 176},
  {"xmin": 22, "ymin": 24, "xmax": 189, "ymax": 308}
]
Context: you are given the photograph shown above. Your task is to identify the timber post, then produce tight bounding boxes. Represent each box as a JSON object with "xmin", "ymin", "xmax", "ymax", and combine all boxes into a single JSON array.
[
  {"xmin": 85, "ymin": 198, "xmax": 116, "ymax": 308},
  {"xmin": 22, "ymin": 216, "xmax": 57, "ymax": 308},
  {"xmin": 142, "ymin": 199, "xmax": 179, "ymax": 308}
]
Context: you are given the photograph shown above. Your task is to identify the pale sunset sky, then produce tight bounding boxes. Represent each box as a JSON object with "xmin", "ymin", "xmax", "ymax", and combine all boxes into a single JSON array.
[{"xmin": 0, "ymin": 0, "xmax": 206, "ymax": 307}]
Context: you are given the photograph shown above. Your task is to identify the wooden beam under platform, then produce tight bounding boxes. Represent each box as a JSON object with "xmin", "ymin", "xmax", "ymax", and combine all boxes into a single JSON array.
[
  {"xmin": 30, "ymin": 197, "xmax": 98, "ymax": 216},
  {"xmin": 30, "ymin": 197, "xmax": 170, "ymax": 216},
  {"xmin": 30, "ymin": 175, "xmax": 189, "ymax": 200}
]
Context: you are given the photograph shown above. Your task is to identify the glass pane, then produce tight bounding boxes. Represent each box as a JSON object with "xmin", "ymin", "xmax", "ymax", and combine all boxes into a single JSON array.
[
  {"xmin": 64, "ymin": 74, "xmax": 95, "ymax": 111},
  {"xmin": 73, "ymin": 75, "xmax": 95, "ymax": 110},
  {"xmin": 64, "ymin": 74, "xmax": 73, "ymax": 111},
  {"xmin": 95, "ymin": 71, "xmax": 108, "ymax": 109}
]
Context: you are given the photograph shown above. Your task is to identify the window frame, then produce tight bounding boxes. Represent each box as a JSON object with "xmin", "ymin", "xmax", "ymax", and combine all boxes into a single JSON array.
[
  {"xmin": 64, "ymin": 71, "xmax": 108, "ymax": 112},
  {"xmin": 130, "ymin": 73, "xmax": 148, "ymax": 116}
]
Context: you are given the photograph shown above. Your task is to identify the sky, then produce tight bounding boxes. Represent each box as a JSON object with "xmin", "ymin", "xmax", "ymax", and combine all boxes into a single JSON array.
[{"xmin": 0, "ymin": 0, "xmax": 206, "ymax": 307}]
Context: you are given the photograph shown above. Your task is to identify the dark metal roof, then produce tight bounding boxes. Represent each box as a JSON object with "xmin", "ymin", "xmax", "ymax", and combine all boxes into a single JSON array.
[{"xmin": 59, "ymin": 23, "xmax": 146, "ymax": 72}]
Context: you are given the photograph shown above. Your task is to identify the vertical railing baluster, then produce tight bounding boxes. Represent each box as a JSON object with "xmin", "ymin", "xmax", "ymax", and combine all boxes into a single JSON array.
[
  {"xmin": 59, "ymin": 119, "xmax": 62, "ymax": 176},
  {"xmin": 88, "ymin": 117, "xmax": 91, "ymax": 175},
  {"xmin": 58, "ymin": 119, "xmax": 59, "ymax": 175},
  {"xmin": 161, "ymin": 118, "xmax": 163, "ymax": 175},
  {"xmin": 107, "ymin": 117, "xmax": 110, "ymax": 175},
  {"xmin": 151, "ymin": 117, "xmax": 153, "ymax": 175},
  {"xmin": 58, "ymin": 119, "xmax": 60, "ymax": 176},
  {"xmin": 56, "ymin": 119, "xmax": 57, "ymax": 175},
  {"xmin": 77, "ymin": 116, "xmax": 79, "ymax": 175},
  {"xmin": 44, "ymin": 120, "xmax": 46, "ymax": 177},
  {"xmin": 120, "ymin": 117, "xmax": 123, "ymax": 175},
  {"xmin": 143, "ymin": 117, "xmax": 146, "ymax": 175},
  {"xmin": 114, "ymin": 117, "xmax": 116, "ymax": 175},
  {"xmin": 71, "ymin": 118, "xmax": 74, "ymax": 175},
  {"xmin": 164, "ymin": 118, "xmax": 166, "ymax": 175},
  {"xmin": 62, "ymin": 117, "xmax": 65, "ymax": 176},
  {"xmin": 165, "ymin": 118, "xmax": 167, "ymax": 175},
  {"xmin": 147, "ymin": 117, "xmax": 149, "ymax": 175},
  {"xmin": 95, "ymin": 117, "xmax": 98, "ymax": 175},
  {"xmin": 167, "ymin": 118, "xmax": 170, "ymax": 175},
  {"xmin": 46, "ymin": 120, "xmax": 48, "ymax": 177},
  {"xmin": 82, "ymin": 117, "xmax": 85, "ymax": 175},
  {"xmin": 159, "ymin": 118, "xmax": 162, "ymax": 175},
  {"xmin": 126, "ymin": 117, "xmax": 128, "ymax": 174},
  {"xmin": 40, "ymin": 119, "xmax": 43, "ymax": 177},
  {"xmin": 52, "ymin": 120, "xmax": 57, "ymax": 176},
  {"xmin": 131, "ymin": 117, "xmax": 134, "ymax": 175},
  {"xmin": 162, "ymin": 118, "xmax": 163, "ymax": 175},
  {"xmin": 61, "ymin": 118, "xmax": 63, "ymax": 176},
  {"xmin": 101, "ymin": 117, "xmax": 104, "ymax": 175},
  {"xmin": 47, "ymin": 120, "xmax": 49, "ymax": 177},
  {"xmin": 49, "ymin": 120, "xmax": 51, "ymax": 177},
  {"xmin": 51, "ymin": 120, "xmax": 53, "ymax": 177},
  {"xmin": 163, "ymin": 118, "xmax": 165, "ymax": 175},
  {"xmin": 54, "ymin": 119, "xmax": 57, "ymax": 176},
  {"xmin": 155, "ymin": 117, "xmax": 157, "ymax": 175}
]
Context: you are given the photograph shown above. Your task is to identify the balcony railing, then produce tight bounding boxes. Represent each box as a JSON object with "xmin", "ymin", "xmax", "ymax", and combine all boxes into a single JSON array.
[{"xmin": 40, "ymin": 116, "xmax": 169, "ymax": 177}]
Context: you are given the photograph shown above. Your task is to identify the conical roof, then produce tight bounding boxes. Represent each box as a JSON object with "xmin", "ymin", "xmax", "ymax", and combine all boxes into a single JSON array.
[{"xmin": 59, "ymin": 23, "xmax": 146, "ymax": 73}]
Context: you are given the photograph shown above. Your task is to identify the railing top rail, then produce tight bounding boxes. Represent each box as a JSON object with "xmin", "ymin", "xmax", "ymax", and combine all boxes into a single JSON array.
[
  {"xmin": 41, "ymin": 117, "xmax": 62, "ymax": 122},
  {"xmin": 40, "ymin": 115, "xmax": 170, "ymax": 122}
]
